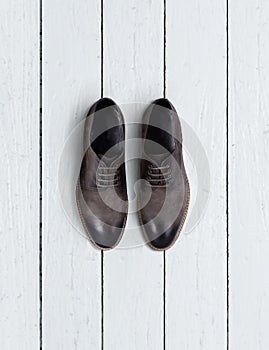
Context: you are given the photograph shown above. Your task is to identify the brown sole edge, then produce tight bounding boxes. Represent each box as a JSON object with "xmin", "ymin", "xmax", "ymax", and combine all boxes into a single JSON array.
[
  {"xmin": 75, "ymin": 181, "xmax": 128, "ymax": 251},
  {"xmin": 137, "ymin": 169, "xmax": 191, "ymax": 252}
]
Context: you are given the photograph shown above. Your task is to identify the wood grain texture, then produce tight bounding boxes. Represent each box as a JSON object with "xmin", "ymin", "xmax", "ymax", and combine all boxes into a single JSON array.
[
  {"xmin": 0, "ymin": 0, "xmax": 39, "ymax": 348},
  {"xmin": 3, "ymin": 0, "xmax": 269, "ymax": 348},
  {"xmin": 229, "ymin": 1, "xmax": 269, "ymax": 349},
  {"xmin": 165, "ymin": 0, "xmax": 227, "ymax": 348},
  {"xmin": 103, "ymin": 1, "xmax": 164, "ymax": 349},
  {"xmin": 42, "ymin": 0, "xmax": 102, "ymax": 348}
]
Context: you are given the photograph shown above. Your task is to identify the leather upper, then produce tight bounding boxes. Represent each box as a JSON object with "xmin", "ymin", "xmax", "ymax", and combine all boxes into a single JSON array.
[
  {"xmin": 76, "ymin": 98, "xmax": 128, "ymax": 250},
  {"xmin": 139, "ymin": 98, "xmax": 190, "ymax": 250}
]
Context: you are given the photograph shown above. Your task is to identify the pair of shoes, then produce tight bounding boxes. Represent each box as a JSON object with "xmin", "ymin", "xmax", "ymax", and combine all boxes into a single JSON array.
[{"xmin": 76, "ymin": 97, "xmax": 190, "ymax": 251}]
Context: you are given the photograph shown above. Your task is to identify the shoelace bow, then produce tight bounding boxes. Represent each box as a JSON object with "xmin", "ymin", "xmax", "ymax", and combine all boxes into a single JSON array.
[
  {"xmin": 147, "ymin": 164, "xmax": 171, "ymax": 186},
  {"xmin": 97, "ymin": 165, "xmax": 120, "ymax": 187}
]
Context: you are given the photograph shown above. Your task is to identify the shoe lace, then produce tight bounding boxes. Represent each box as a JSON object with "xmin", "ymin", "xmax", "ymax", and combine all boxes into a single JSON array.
[
  {"xmin": 97, "ymin": 166, "xmax": 120, "ymax": 188},
  {"xmin": 147, "ymin": 164, "xmax": 171, "ymax": 187}
]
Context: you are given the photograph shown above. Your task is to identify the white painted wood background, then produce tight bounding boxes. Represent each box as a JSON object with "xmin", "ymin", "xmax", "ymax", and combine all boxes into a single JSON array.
[{"xmin": 0, "ymin": 0, "xmax": 269, "ymax": 349}]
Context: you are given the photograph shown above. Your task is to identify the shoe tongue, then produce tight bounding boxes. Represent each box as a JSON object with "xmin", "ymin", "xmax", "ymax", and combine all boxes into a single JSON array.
[
  {"xmin": 148, "ymin": 152, "xmax": 169, "ymax": 167},
  {"xmin": 96, "ymin": 139, "xmax": 123, "ymax": 165},
  {"xmin": 99, "ymin": 153, "xmax": 120, "ymax": 167}
]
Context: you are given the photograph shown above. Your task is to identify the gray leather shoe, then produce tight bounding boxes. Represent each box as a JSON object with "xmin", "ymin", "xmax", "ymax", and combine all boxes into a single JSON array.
[
  {"xmin": 76, "ymin": 98, "xmax": 128, "ymax": 250},
  {"xmin": 138, "ymin": 98, "xmax": 190, "ymax": 250}
]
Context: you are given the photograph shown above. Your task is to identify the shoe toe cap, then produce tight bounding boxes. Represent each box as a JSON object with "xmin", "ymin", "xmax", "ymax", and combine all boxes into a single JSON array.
[{"xmin": 147, "ymin": 224, "xmax": 180, "ymax": 250}]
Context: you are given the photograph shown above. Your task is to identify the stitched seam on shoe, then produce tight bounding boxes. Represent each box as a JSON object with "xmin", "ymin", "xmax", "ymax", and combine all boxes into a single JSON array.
[
  {"xmin": 76, "ymin": 181, "xmax": 128, "ymax": 251},
  {"xmin": 137, "ymin": 168, "xmax": 190, "ymax": 251}
]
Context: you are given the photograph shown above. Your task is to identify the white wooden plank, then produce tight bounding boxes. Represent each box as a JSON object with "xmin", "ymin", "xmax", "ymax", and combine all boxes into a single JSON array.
[
  {"xmin": 42, "ymin": 0, "xmax": 102, "ymax": 348},
  {"xmin": 166, "ymin": 0, "xmax": 227, "ymax": 348},
  {"xmin": 103, "ymin": 1, "xmax": 164, "ymax": 349},
  {"xmin": 0, "ymin": 0, "xmax": 39, "ymax": 348},
  {"xmin": 229, "ymin": 1, "xmax": 269, "ymax": 349}
]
